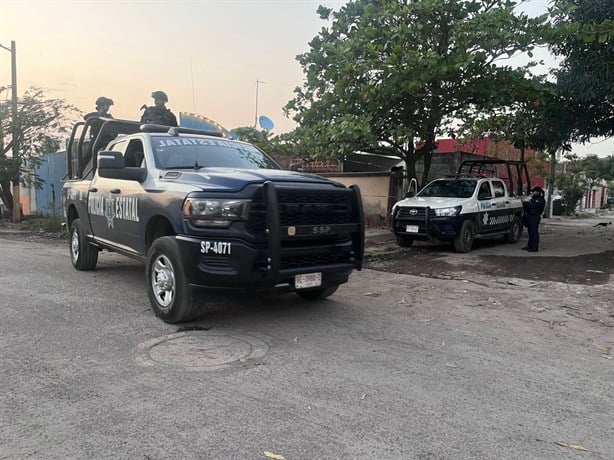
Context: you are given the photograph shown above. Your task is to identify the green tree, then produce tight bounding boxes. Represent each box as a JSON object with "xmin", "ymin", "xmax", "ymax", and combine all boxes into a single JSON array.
[
  {"xmin": 460, "ymin": 78, "xmax": 565, "ymax": 161},
  {"xmin": 555, "ymin": 173, "xmax": 585, "ymax": 215},
  {"xmin": 231, "ymin": 126, "xmax": 300, "ymax": 168},
  {"xmin": 285, "ymin": 0, "xmax": 546, "ymax": 186},
  {"xmin": 577, "ymin": 154, "xmax": 614, "ymax": 180},
  {"xmin": 0, "ymin": 87, "xmax": 78, "ymax": 218},
  {"xmin": 464, "ymin": 77, "xmax": 576, "ymax": 216},
  {"xmin": 548, "ymin": 0, "xmax": 614, "ymax": 139}
]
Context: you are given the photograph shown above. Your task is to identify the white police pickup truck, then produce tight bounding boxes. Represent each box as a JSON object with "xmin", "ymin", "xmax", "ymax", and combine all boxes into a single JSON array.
[{"xmin": 391, "ymin": 167, "xmax": 526, "ymax": 252}]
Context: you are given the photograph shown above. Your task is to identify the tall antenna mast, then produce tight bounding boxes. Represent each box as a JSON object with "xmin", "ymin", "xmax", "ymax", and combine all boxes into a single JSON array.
[
  {"xmin": 254, "ymin": 78, "xmax": 266, "ymax": 128},
  {"xmin": 190, "ymin": 60, "xmax": 196, "ymax": 112}
]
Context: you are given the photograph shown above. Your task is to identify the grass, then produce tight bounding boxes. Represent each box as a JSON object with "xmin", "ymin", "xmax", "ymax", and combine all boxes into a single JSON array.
[{"xmin": 21, "ymin": 214, "xmax": 67, "ymax": 236}]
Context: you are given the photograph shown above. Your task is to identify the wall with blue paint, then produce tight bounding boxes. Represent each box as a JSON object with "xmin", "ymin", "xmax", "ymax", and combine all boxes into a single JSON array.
[{"xmin": 34, "ymin": 151, "xmax": 66, "ymax": 215}]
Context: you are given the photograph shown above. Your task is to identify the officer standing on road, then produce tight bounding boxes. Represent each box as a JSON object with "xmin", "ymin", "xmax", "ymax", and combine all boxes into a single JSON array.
[
  {"xmin": 140, "ymin": 91, "xmax": 178, "ymax": 127},
  {"xmin": 522, "ymin": 186, "xmax": 546, "ymax": 252},
  {"xmin": 84, "ymin": 96, "xmax": 114, "ymax": 139}
]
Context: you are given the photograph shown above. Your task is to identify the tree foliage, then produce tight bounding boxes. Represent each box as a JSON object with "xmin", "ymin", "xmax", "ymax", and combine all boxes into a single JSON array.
[
  {"xmin": 555, "ymin": 173, "xmax": 585, "ymax": 215},
  {"xmin": 460, "ymin": 77, "xmax": 574, "ymax": 160},
  {"xmin": 548, "ymin": 0, "xmax": 614, "ymax": 139},
  {"xmin": 285, "ymin": 0, "xmax": 546, "ymax": 185},
  {"xmin": 0, "ymin": 86, "xmax": 78, "ymax": 215},
  {"xmin": 575, "ymin": 154, "xmax": 614, "ymax": 180}
]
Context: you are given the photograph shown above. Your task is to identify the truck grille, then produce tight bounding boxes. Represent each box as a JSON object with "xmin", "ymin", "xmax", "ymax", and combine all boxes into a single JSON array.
[
  {"xmin": 247, "ymin": 188, "xmax": 353, "ymax": 233},
  {"xmin": 396, "ymin": 207, "xmax": 435, "ymax": 219},
  {"xmin": 247, "ymin": 185, "xmax": 357, "ymax": 271}
]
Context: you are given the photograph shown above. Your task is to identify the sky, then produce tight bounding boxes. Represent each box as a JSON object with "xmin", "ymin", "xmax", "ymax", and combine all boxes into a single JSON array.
[{"xmin": 1, "ymin": 0, "xmax": 612, "ymax": 158}]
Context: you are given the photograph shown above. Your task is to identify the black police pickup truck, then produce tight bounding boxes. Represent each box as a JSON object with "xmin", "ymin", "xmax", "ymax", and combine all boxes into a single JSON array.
[{"xmin": 63, "ymin": 118, "xmax": 364, "ymax": 323}]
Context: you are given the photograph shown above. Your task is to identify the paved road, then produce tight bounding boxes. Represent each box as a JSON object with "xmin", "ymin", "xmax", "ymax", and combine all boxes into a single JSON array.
[{"xmin": 1, "ymin": 236, "xmax": 612, "ymax": 459}]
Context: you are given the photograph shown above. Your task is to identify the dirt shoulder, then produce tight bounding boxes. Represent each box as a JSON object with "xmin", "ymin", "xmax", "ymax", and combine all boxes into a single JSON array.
[{"xmin": 365, "ymin": 215, "xmax": 614, "ymax": 329}]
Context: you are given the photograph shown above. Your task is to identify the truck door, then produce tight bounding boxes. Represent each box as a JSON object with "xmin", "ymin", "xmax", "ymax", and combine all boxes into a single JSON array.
[
  {"xmin": 88, "ymin": 139, "xmax": 146, "ymax": 254},
  {"xmin": 88, "ymin": 139, "xmax": 127, "ymax": 246},
  {"xmin": 476, "ymin": 181, "xmax": 495, "ymax": 234},
  {"xmin": 112, "ymin": 139, "xmax": 147, "ymax": 253},
  {"xmin": 489, "ymin": 180, "xmax": 514, "ymax": 231}
]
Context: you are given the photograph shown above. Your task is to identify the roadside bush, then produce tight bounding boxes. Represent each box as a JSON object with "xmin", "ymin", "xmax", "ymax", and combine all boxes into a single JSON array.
[{"xmin": 22, "ymin": 214, "xmax": 66, "ymax": 236}]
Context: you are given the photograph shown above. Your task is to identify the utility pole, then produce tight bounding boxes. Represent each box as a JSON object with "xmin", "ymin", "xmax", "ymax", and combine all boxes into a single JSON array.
[
  {"xmin": 1, "ymin": 40, "xmax": 19, "ymax": 223},
  {"xmin": 254, "ymin": 79, "xmax": 266, "ymax": 128}
]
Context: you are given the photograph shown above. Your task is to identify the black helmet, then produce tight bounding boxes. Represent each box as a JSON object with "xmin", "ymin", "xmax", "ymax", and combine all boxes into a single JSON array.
[
  {"xmin": 95, "ymin": 96, "xmax": 114, "ymax": 107},
  {"xmin": 151, "ymin": 91, "xmax": 168, "ymax": 102},
  {"xmin": 531, "ymin": 186, "xmax": 544, "ymax": 194}
]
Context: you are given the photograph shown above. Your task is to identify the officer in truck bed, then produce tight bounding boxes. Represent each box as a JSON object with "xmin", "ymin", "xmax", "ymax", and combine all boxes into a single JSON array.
[
  {"xmin": 84, "ymin": 96, "xmax": 114, "ymax": 140},
  {"xmin": 140, "ymin": 90, "xmax": 178, "ymax": 127}
]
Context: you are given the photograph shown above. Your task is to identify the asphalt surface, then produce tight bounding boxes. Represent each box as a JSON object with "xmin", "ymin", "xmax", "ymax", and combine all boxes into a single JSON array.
[{"xmin": 1, "ymin": 221, "xmax": 613, "ymax": 459}]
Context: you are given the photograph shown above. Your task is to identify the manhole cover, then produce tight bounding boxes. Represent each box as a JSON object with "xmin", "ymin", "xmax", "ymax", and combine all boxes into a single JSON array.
[{"xmin": 135, "ymin": 331, "xmax": 269, "ymax": 371}]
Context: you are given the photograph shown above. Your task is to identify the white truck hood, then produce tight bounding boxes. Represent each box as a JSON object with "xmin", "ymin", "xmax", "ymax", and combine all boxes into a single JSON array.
[{"xmin": 394, "ymin": 196, "xmax": 470, "ymax": 209}]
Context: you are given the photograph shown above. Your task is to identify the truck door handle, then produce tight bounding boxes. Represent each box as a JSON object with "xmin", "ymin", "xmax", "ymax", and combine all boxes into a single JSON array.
[
  {"xmin": 505, "ymin": 201, "xmax": 510, "ymax": 204},
  {"xmin": 89, "ymin": 187, "xmax": 98, "ymax": 193},
  {"xmin": 110, "ymin": 188, "xmax": 121, "ymax": 194}
]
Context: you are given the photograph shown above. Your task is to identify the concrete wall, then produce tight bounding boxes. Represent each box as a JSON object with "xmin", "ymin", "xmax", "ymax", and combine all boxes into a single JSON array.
[{"xmin": 322, "ymin": 172, "xmax": 402, "ymax": 223}]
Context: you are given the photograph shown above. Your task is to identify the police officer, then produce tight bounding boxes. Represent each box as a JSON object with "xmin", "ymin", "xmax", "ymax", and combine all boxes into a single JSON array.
[
  {"xmin": 84, "ymin": 96, "xmax": 114, "ymax": 139},
  {"xmin": 522, "ymin": 186, "xmax": 546, "ymax": 252},
  {"xmin": 140, "ymin": 91, "xmax": 178, "ymax": 127}
]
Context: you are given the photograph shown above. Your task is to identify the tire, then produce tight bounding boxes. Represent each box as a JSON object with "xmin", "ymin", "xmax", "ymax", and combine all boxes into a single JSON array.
[
  {"xmin": 296, "ymin": 285, "xmax": 339, "ymax": 301},
  {"xmin": 146, "ymin": 236, "xmax": 198, "ymax": 323},
  {"xmin": 454, "ymin": 220, "xmax": 475, "ymax": 253},
  {"xmin": 69, "ymin": 218, "xmax": 98, "ymax": 270},
  {"xmin": 396, "ymin": 236, "xmax": 414, "ymax": 247},
  {"xmin": 504, "ymin": 216, "xmax": 522, "ymax": 244}
]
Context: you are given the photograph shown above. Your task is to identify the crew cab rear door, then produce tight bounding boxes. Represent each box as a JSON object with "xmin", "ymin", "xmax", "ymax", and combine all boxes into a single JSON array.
[{"xmin": 487, "ymin": 180, "xmax": 515, "ymax": 232}]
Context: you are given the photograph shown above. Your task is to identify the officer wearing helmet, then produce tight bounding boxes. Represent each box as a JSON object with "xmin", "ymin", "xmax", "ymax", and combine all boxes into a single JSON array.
[
  {"xmin": 522, "ymin": 186, "xmax": 546, "ymax": 252},
  {"xmin": 84, "ymin": 96, "xmax": 114, "ymax": 139},
  {"xmin": 140, "ymin": 91, "xmax": 178, "ymax": 127}
]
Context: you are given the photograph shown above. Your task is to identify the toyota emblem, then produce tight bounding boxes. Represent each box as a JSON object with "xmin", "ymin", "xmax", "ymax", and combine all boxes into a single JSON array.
[{"xmin": 409, "ymin": 209, "xmax": 418, "ymax": 216}]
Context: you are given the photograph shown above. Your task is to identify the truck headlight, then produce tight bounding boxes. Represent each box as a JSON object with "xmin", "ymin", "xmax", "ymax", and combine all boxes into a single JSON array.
[
  {"xmin": 434, "ymin": 206, "xmax": 461, "ymax": 217},
  {"xmin": 183, "ymin": 198, "xmax": 250, "ymax": 228}
]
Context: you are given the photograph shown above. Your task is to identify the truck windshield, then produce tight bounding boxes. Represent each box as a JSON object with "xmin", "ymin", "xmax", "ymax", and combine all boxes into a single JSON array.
[
  {"xmin": 151, "ymin": 136, "xmax": 278, "ymax": 170},
  {"xmin": 417, "ymin": 179, "xmax": 477, "ymax": 198}
]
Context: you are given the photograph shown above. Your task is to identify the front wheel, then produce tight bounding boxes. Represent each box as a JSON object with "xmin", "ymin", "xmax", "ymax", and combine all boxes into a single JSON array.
[
  {"xmin": 296, "ymin": 285, "xmax": 339, "ymax": 301},
  {"xmin": 454, "ymin": 220, "xmax": 475, "ymax": 253},
  {"xmin": 146, "ymin": 236, "xmax": 198, "ymax": 323},
  {"xmin": 69, "ymin": 218, "xmax": 98, "ymax": 270},
  {"xmin": 504, "ymin": 216, "xmax": 522, "ymax": 243}
]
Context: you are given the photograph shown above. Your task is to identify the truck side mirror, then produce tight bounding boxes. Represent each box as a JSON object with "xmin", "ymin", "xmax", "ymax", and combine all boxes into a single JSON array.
[
  {"xmin": 98, "ymin": 151, "xmax": 147, "ymax": 182},
  {"xmin": 97, "ymin": 151, "xmax": 125, "ymax": 170},
  {"xmin": 404, "ymin": 190, "xmax": 416, "ymax": 198}
]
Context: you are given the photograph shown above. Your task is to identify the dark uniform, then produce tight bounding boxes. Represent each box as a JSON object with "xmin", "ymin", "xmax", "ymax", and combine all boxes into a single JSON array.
[
  {"xmin": 522, "ymin": 187, "xmax": 546, "ymax": 252},
  {"xmin": 83, "ymin": 97, "xmax": 115, "ymax": 169},
  {"xmin": 84, "ymin": 96, "xmax": 114, "ymax": 140},
  {"xmin": 140, "ymin": 90, "xmax": 178, "ymax": 127},
  {"xmin": 140, "ymin": 106, "xmax": 178, "ymax": 127}
]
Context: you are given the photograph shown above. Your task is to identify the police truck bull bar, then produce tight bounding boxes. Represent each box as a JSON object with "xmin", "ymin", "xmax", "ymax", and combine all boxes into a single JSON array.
[{"xmin": 262, "ymin": 181, "xmax": 364, "ymax": 284}]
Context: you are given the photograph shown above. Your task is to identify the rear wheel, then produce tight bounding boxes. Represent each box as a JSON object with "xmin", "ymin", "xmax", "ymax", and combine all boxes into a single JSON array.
[
  {"xmin": 396, "ymin": 236, "xmax": 414, "ymax": 247},
  {"xmin": 504, "ymin": 216, "xmax": 522, "ymax": 243},
  {"xmin": 296, "ymin": 285, "xmax": 339, "ymax": 301},
  {"xmin": 146, "ymin": 236, "xmax": 198, "ymax": 323},
  {"xmin": 454, "ymin": 220, "xmax": 475, "ymax": 253},
  {"xmin": 69, "ymin": 218, "xmax": 98, "ymax": 270}
]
